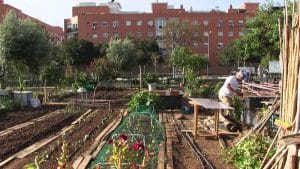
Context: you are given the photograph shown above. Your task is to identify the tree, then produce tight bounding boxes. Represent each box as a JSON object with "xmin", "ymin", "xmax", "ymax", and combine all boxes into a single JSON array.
[
  {"xmin": 236, "ymin": 2, "xmax": 282, "ymax": 64},
  {"xmin": 59, "ymin": 38, "xmax": 100, "ymax": 66},
  {"xmin": 89, "ymin": 57, "xmax": 118, "ymax": 103},
  {"xmin": 0, "ymin": 11, "xmax": 51, "ymax": 77},
  {"xmin": 218, "ymin": 41, "xmax": 240, "ymax": 66},
  {"xmin": 133, "ymin": 39, "xmax": 160, "ymax": 68},
  {"xmin": 106, "ymin": 38, "xmax": 137, "ymax": 71},
  {"xmin": 169, "ymin": 46, "xmax": 191, "ymax": 69},
  {"xmin": 96, "ymin": 42, "xmax": 108, "ymax": 58},
  {"xmin": 163, "ymin": 19, "xmax": 202, "ymax": 53}
]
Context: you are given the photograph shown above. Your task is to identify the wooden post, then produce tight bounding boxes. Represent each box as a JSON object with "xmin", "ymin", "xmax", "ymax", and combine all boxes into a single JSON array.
[
  {"xmin": 43, "ymin": 79, "xmax": 47, "ymax": 103},
  {"xmin": 139, "ymin": 65, "xmax": 142, "ymax": 90},
  {"xmin": 215, "ymin": 110, "xmax": 220, "ymax": 139},
  {"xmin": 193, "ymin": 103, "xmax": 198, "ymax": 139}
]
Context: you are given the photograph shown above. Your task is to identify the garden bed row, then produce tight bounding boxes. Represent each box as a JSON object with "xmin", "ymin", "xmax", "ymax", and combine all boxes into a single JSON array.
[
  {"xmin": 0, "ymin": 104, "xmax": 66, "ymax": 131},
  {"xmin": 2, "ymin": 108, "xmax": 120, "ymax": 169},
  {"xmin": 0, "ymin": 109, "xmax": 80, "ymax": 161}
]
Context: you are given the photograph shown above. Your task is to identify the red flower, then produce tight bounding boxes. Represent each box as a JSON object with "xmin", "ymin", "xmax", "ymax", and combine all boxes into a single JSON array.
[
  {"xmin": 108, "ymin": 139, "xmax": 113, "ymax": 144},
  {"xmin": 132, "ymin": 141, "xmax": 144, "ymax": 151},
  {"xmin": 132, "ymin": 142, "xmax": 140, "ymax": 151},
  {"xmin": 118, "ymin": 133, "xmax": 128, "ymax": 141},
  {"xmin": 131, "ymin": 162, "xmax": 138, "ymax": 169}
]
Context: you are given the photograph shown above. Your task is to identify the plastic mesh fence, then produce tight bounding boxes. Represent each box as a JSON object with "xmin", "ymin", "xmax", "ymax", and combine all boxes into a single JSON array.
[{"xmin": 88, "ymin": 106, "xmax": 165, "ymax": 169}]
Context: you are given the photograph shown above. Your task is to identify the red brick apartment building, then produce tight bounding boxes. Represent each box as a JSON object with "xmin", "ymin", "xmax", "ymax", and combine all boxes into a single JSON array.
[
  {"xmin": 65, "ymin": 1, "xmax": 259, "ymax": 74},
  {"xmin": 0, "ymin": 0, "xmax": 64, "ymax": 44}
]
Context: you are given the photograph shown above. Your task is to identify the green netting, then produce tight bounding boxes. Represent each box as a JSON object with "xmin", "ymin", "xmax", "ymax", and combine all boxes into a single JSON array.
[{"xmin": 88, "ymin": 106, "xmax": 165, "ymax": 169}]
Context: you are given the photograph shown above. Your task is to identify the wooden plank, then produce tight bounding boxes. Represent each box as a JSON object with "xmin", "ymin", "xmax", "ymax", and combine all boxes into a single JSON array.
[
  {"xmin": 157, "ymin": 141, "xmax": 166, "ymax": 169},
  {"xmin": 16, "ymin": 135, "xmax": 59, "ymax": 158},
  {"xmin": 33, "ymin": 110, "xmax": 62, "ymax": 122},
  {"xmin": 0, "ymin": 156, "xmax": 16, "ymax": 168},
  {"xmin": 0, "ymin": 122, "xmax": 34, "ymax": 137},
  {"xmin": 71, "ymin": 109, "xmax": 93, "ymax": 125},
  {"xmin": 72, "ymin": 156, "xmax": 84, "ymax": 169},
  {"xmin": 159, "ymin": 112, "xmax": 163, "ymax": 122},
  {"xmin": 278, "ymin": 134, "xmax": 300, "ymax": 146},
  {"xmin": 95, "ymin": 116, "xmax": 122, "ymax": 141},
  {"xmin": 91, "ymin": 141, "xmax": 106, "ymax": 158},
  {"xmin": 189, "ymin": 98, "xmax": 234, "ymax": 110},
  {"xmin": 77, "ymin": 155, "xmax": 92, "ymax": 169},
  {"xmin": 218, "ymin": 138, "xmax": 227, "ymax": 148},
  {"xmin": 193, "ymin": 104, "xmax": 198, "ymax": 139}
]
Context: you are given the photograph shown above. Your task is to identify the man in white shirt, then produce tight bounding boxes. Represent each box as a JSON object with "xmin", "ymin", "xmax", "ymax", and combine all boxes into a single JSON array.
[{"xmin": 218, "ymin": 71, "xmax": 244, "ymax": 131}]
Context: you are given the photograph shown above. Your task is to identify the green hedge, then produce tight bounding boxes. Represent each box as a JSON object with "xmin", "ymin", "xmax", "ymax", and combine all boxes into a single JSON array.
[{"xmin": 0, "ymin": 96, "xmax": 20, "ymax": 113}]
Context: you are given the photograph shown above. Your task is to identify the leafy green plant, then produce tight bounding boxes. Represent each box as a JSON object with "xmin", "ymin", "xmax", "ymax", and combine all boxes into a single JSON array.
[
  {"xmin": 0, "ymin": 96, "xmax": 20, "ymax": 113},
  {"xmin": 18, "ymin": 76, "xmax": 25, "ymax": 92},
  {"xmin": 23, "ymin": 155, "xmax": 45, "ymax": 169},
  {"xmin": 222, "ymin": 134, "xmax": 275, "ymax": 169},
  {"xmin": 232, "ymin": 96, "xmax": 244, "ymax": 121},
  {"xmin": 184, "ymin": 70, "xmax": 201, "ymax": 96},
  {"xmin": 198, "ymin": 85, "xmax": 214, "ymax": 98},
  {"xmin": 143, "ymin": 72, "xmax": 159, "ymax": 84},
  {"xmin": 127, "ymin": 91, "xmax": 160, "ymax": 112}
]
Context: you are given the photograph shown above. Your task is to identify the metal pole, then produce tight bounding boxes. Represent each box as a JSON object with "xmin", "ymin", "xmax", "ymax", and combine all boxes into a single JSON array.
[{"xmin": 206, "ymin": 31, "xmax": 211, "ymax": 76}]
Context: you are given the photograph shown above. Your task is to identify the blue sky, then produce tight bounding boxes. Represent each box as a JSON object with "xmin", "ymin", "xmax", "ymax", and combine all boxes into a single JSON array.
[{"xmin": 5, "ymin": 0, "xmax": 280, "ymax": 27}]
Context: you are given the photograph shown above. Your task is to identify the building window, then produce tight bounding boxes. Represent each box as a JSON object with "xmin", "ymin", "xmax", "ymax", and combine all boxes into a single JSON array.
[
  {"xmin": 228, "ymin": 31, "xmax": 233, "ymax": 36},
  {"xmin": 92, "ymin": 33, "xmax": 98, "ymax": 38},
  {"xmin": 102, "ymin": 22, "xmax": 108, "ymax": 28},
  {"xmin": 218, "ymin": 31, "xmax": 223, "ymax": 36},
  {"xmin": 203, "ymin": 42, "xmax": 208, "ymax": 48},
  {"xmin": 192, "ymin": 19, "xmax": 199, "ymax": 25},
  {"xmin": 136, "ymin": 32, "xmax": 143, "ymax": 37},
  {"xmin": 203, "ymin": 20, "xmax": 208, "ymax": 28},
  {"xmin": 147, "ymin": 20, "xmax": 154, "ymax": 27},
  {"xmin": 92, "ymin": 22, "xmax": 97, "ymax": 30},
  {"xmin": 137, "ymin": 20, "xmax": 143, "ymax": 26},
  {"xmin": 126, "ymin": 21, "xmax": 131, "ymax": 26},
  {"xmin": 156, "ymin": 18, "xmax": 166, "ymax": 29},
  {"xmin": 217, "ymin": 42, "xmax": 224, "ymax": 49},
  {"xmin": 113, "ymin": 21, "xmax": 119, "ymax": 29},
  {"xmin": 193, "ymin": 42, "xmax": 199, "ymax": 47},
  {"xmin": 194, "ymin": 32, "xmax": 199, "ymax": 37},
  {"xmin": 238, "ymin": 20, "xmax": 244, "ymax": 27},
  {"xmin": 217, "ymin": 19, "xmax": 223, "ymax": 28},
  {"xmin": 228, "ymin": 20, "xmax": 234, "ymax": 28},
  {"xmin": 147, "ymin": 32, "xmax": 154, "ymax": 37},
  {"xmin": 113, "ymin": 32, "xmax": 119, "ymax": 39},
  {"xmin": 204, "ymin": 31, "xmax": 209, "ymax": 36},
  {"xmin": 103, "ymin": 33, "xmax": 108, "ymax": 38},
  {"xmin": 239, "ymin": 31, "xmax": 244, "ymax": 36}
]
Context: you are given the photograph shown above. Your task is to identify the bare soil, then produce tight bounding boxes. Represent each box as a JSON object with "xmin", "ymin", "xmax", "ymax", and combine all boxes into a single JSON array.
[
  {"xmin": 0, "ymin": 108, "xmax": 82, "ymax": 162},
  {"xmin": 174, "ymin": 114, "xmax": 237, "ymax": 169},
  {"xmin": 0, "ymin": 105, "xmax": 66, "ymax": 131}
]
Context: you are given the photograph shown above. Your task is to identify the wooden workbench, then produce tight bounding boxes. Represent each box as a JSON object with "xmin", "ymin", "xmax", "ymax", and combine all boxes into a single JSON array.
[{"xmin": 189, "ymin": 98, "xmax": 234, "ymax": 139}]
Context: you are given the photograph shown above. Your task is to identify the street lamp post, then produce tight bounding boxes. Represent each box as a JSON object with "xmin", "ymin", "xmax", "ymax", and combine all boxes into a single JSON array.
[
  {"xmin": 206, "ymin": 31, "xmax": 211, "ymax": 76},
  {"xmin": 172, "ymin": 30, "xmax": 176, "ymax": 79}
]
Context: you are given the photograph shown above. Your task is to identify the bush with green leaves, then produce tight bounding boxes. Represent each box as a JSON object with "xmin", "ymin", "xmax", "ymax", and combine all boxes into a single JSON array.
[
  {"xmin": 143, "ymin": 72, "xmax": 159, "ymax": 84},
  {"xmin": 222, "ymin": 134, "xmax": 275, "ymax": 169},
  {"xmin": 127, "ymin": 91, "xmax": 160, "ymax": 112},
  {"xmin": 232, "ymin": 96, "xmax": 245, "ymax": 121},
  {"xmin": 0, "ymin": 96, "xmax": 20, "ymax": 113}
]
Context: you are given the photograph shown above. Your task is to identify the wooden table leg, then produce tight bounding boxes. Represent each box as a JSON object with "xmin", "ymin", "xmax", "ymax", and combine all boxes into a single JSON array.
[
  {"xmin": 193, "ymin": 104, "xmax": 199, "ymax": 139},
  {"xmin": 215, "ymin": 110, "xmax": 220, "ymax": 139}
]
